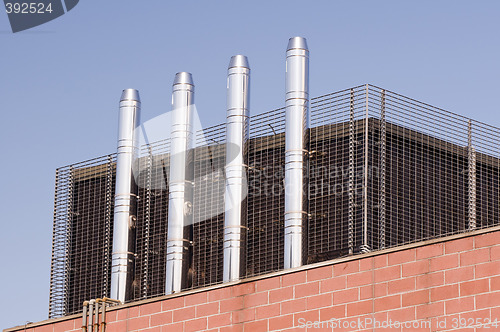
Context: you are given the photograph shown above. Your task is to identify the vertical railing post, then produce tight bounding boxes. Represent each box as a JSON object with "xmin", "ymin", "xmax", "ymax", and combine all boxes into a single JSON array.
[
  {"xmin": 361, "ymin": 85, "xmax": 370, "ymax": 253},
  {"xmin": 348, "ymin": 89, "xmax": 355, "ymax": 255},
  {"xmin": 468, "ymin": 119, "xmax": 477, "ymax": 231},
  {"xmin": 379, "ymin": 90, "xmax": 386, "ymax": 249},
  {"xmin": 142, "ymin": 146, "xmax": 152, "ymax": 298}
]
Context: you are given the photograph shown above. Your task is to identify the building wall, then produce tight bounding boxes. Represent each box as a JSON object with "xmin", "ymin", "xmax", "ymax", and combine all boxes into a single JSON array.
[{"xmin": 9, "ymin": 228, "xmax": 500, "ymax": 332}]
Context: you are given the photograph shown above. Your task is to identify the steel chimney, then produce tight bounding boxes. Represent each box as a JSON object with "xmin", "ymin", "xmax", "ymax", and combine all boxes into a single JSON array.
[
  {"xmin": 223, "ymin": 55, "xmax": 250, "ymax": 282},
  {"xmin": 165, "ymin": 72, "xmax": 195, "ymax": 294},
  {"xmin": 284, "ymin": 37, "xmax": 309, "ymax": 269},
  {"xmin": 111, "ymin": 89, "xmax": 141, "ymax": 302}
]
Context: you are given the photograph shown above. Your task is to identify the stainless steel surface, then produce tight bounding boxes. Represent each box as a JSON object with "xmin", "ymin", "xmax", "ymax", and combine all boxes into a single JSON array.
[
  {"xmin": 111, "ymin": 89, "xmax": 141, "ymax": 302},
  {"xmin": 223, "ymin": 55, "xmax": 250, "ymax": 282},
  {"xmin": 166, "ymin": 72, "xmax": 195, "ymax": 294},
  {"xmin": 284, "ymin": 37, "xmax": 309, "ymax": 269}
]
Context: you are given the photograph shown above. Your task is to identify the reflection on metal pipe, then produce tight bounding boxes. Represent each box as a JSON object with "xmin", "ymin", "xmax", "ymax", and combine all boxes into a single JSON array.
[
  {"xmin": 284, "ymin": 37, "xmax": 309, "ymax": 269},
  {"xmin": 111, "ymin": 89, "xmax": 141, "ymax": 302},
  {"xmin": 82, "ymin": 301, "xmax": 88, "ymax": 332},
  {"xmin": 166, "ymin": 72, "xmax": 195, "ymax": 294},
  {"xmin": 81, "ymin": 298, "xmax": 121, "ymax": 332},
  {"xmin": 223, "ymin": 55, "xmax": 250, "ymax": 282}
]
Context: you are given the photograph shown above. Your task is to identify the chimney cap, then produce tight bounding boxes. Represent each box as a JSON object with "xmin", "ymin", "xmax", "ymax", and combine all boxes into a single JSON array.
[
  {"xmin": 228, "ymin": 55, "xmax": 250, "ymax": 69},
  {"xmin": 173, "ymin": 72, "xmax": 194, "ymax": 86},
  {"xmin": 287, "ymin": 37, "xmax": 308, "ymax": 51},
  {"xmin": 120, "ymin": 89, "xmax": 140, "ymax": 102}
]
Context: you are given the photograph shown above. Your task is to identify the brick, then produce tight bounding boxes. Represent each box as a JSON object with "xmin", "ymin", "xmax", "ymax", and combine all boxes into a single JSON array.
[
  {"xmin": 207, "ymin": 313, "xmax": 232, "ymax": 329},
  {"xmin": 388, "ymin": 249, "xmax": 416, "ymax": 265},
  {"xmin": 306, "ymin": 293, "xmax": 332, "ymax": 310},
  {"xmin": 460, "ymin": 248, "xmax": 490, "ymax": 266},
  {"xmin": 151, "ymin": 311, "xmax": 173, "ymax": 326},
  {"xmin": 388, "ymin": 277, "xmax": 415, "ymax": 294},
  {"xmin": 184, "ymin": 292, "xmax": 208, "ymax": 306},
  {"xmin": 476, "ymin": 290, "xmax": 500, "ymax": 309},
  {"xmin": 54, "ymin": 320, "xmax": 74, "ymax": 331},
  {"xmin": 255, "ymin": 277, "xmax": 280, "ymax": 292},
  {"xmin": 128, "ymin": 316, "xmax": 149, "ymax": 331},
  {"xmin": 416, "ymin": 243, "xmax": 444, "ymax": 260},
  {"xmin": 333, "ymin": 288, "xmax": 358, "ymax": 304},
  {"xmin": 347, "ymin": 299, "xmax": 372, "ymax": 316},
  {"xmin": 196, "ymin": 302, "xmax": 219, "ymax": 317},
  {"xmin": 491, "ymin": 245, "xmax": 500, "ymax": 260},
  {"xmin": 347, "ymin": 271, "xmax": 373, "ymax": 288},
  {"xmin": 445, "ymin": 296, "xmax": 474, "ymax": 315},
  {"xmin": 402, "ymin": 289, "xmax": 429, "ymax": 307},
  {"xmin": 430, "ymin": 254, "xmax": 459, "ymax": 272},
  {"xmin": 374, "ymin": 255, "xmax": 388, "ymax": 268},
  {"xmin": 444, "ymin": 266, "xmax": 474, "ymax": 284},
  {"xmin": 232, "ymin": 283, "xmax": 255, "ymax": 297},
  {"xmin": 294, "ymin": 309, "xmax": 319, "ymax": 325},
  {"xmin": 269, "ymin": 286, "xmax": 293, "ymax": 303},
  {"xmin": 128, "ymin": 306, "xmax": 140, "ymax": 318},
  {"xmin": 269, "ymin": 314, "xmax": 294, "ymax": 331},
  {"xmin": 459, "ymin": 308, "xmax": 490, "ymax": 322},
  {"xmin": 476, "ymin": 261, "xmax": 500, "ymax": 278},
  {"xmin": 359, "ymin": 258, "xmax": 374, "ymax": 271},
  {"xmin": 243, "ymin": 319, "xmax": 267, "ymax": 332},
  {"xmin": 173, "ymin": 306, "xmax": 195, "ymax": 322},
  {"xmin": 446, "ymin": 237, "xmax": 474, "ymax": 253},
  {"xmin": 374, "ymin": 265, "xmax": 401, "ymax": 282},
  {"xmin": 161, "ymin": 297, "xmax": 184, "ymax": 311},
  {"xmin": 140, "ymin": 327, "xmax": 161, "ymax": 332},
  {"xmin": 295, "ymin": 281, "xmax": 319, "ymax": 298},
  {"xmin": 233, "ymin": 308, "xmax": 255, "ymax": 324},
  {"xmin": 388, "ymin": 307, "xmax": 415, "ymax": 322},
  {"xmin": 140, "ymin": 302, "xmax": 162, "ymax": 316},
  {"xmin": 160, "ymin": 322, "xmax": 183, "ymax": 332},
  {"xmin": 244, "ymin": 292, "xmax": 268, "ymax": 307},
  {"xmin": 256, "ymin": 303, "xmax": 280, "ymax": 319},
  {"xmin": 416, "ymin": 302, "xmax": 444, "ymax": 319},
  {"xmin": 106, "ymin": 321, "xmax": 127, "ymax": 332},
  {"xmin": 320, "ymin": 275, "xmax": 346, "ymax": 292},
  {"xmin": 220, "ymin": 296, "xmax": 244, "ymax": 313},
  {"xmin": 460, "ymin": 279, "xmax": 489, "ymax": 296},
  {"xmin": 307, "ymin": 266, "xmax": 333, "ymax": 281},
  {"xmin": 282, "ymin": 271, "xmax": 307, "ymax": 287},
  {"xmin": 475, "ymin": 232, "xmax": 500, "ymax": 248},
  {"xmin": 333, "ymin": 260, "xmax": 359, "ymax": 276},
  {"xmin": 402, "ymin": 260, "xmax": 429, "ymax": 277},
  {"xmin": 374, "ymin": 294, "xmax": 400, "ymax": 311},
  {"xmin": 430, "ymin": 284, "xmax": 459, "ymax": 302},
  {"xmin": 320, "ymin": 305, "xmax": 346, "ymax": 320},
  {"xmin": 416, "ymin": 271, "xmax": 444, "ymax": 289},
  {"xmin": 208, "ymin": 287, "xmax": 232, "ymax": 302},
  {"xmin": 281, "ymin": 298, "xmax": 306, "ymax": 314},
  {"xmin": 220, "ymin": 326, "xmax": 243, "ymax": 332},
  {"xmin": 184, "ymin": 317, "xmax": 207, "ymax": 332},
  {"xmin": 360, "ymin": 285, "xmax": 373, "ymax": 300},
  {"xmin": 491, "ymin": 276, "xmax": 500, "ymax": 291}
]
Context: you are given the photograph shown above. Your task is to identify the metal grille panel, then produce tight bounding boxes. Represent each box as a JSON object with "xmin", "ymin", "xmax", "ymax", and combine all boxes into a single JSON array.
[{"xmin": 50, "ymin": 85, "xmax": 500, "ymax": 318}]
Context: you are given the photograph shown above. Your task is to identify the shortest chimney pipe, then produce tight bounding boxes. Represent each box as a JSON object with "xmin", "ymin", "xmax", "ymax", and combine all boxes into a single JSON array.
[
  {"xmin": 111, "ymin": 89, "xmax": 141, "ymax": 302},
  {"xmin": 223, "ymin": 55, "xmax": 250, "ymax": 282}
]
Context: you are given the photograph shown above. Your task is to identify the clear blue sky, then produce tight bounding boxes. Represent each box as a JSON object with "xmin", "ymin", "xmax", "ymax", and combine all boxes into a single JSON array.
[{"xmin": 1, "ymin": 0, "xmax": 499, "ymax": 329}]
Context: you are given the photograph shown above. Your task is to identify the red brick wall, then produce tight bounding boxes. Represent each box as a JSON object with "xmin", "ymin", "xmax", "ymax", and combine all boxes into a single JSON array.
[{"xmin": 8, "ymin": 229, "xmax": 500, "ymax": 332}]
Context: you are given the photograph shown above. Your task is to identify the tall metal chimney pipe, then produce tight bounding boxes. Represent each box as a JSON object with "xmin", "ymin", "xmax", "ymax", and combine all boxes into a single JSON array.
[
  {"xmin": 284, "ymin": 37, "xmax": 309, "ymax": 269},
  {"xmin": 165, "ymin": 72, "xmax": 195, "ymax": 294},
  {"xmin": 223, "ymin": 55, "xmax": 250, "ymax": 282},
  {"xmin": 111, "ymin": 89, "xmax": 141, "ymax": 302}
]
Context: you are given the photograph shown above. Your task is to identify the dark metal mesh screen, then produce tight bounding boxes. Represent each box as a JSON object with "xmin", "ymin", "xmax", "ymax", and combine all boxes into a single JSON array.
[{"xmin": 50, "ymin": 85, "xmax": 500, "ymax": 318}]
